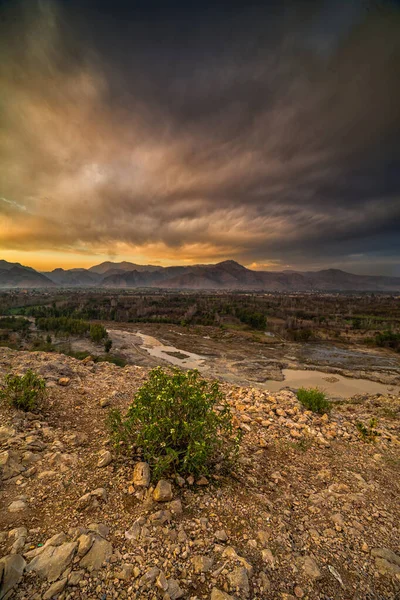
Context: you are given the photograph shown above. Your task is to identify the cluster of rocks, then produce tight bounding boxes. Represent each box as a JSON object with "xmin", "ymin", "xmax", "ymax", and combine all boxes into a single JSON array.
[
  {"xmin": 0, "ymin": 347, "xmax": 399, "ymax": 599},
  {"xmin": 224, "ymin": 387, "xmax": 399, "ymax": 447}
]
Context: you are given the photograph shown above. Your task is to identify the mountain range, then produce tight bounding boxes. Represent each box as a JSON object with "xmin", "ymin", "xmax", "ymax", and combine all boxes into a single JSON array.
[{"xmin": 0, "ymin": 259, "xmax": 400, "ymax": 291}]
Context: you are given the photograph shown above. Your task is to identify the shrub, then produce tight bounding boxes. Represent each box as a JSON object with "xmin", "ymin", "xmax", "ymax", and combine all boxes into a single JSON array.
[
  {"xmin": 0, "ymin": 369, "xmax": 46, "ymax": 411},
  {"xmin": 356, "ymin": 418, "xmax": 381, "ymax": 443},
  {"xmin": 296, "ymin": 387, "xmax": 331, "ymax": 414},
  {"xmin": 108, "ymin": 367, "xmax": 241, "ymax": 479},
  {"xmin": 104, "ymin": 338, "xmax": 113, "ymax": 353},
  {"xmin": 90, "ymin": 324, "xmax": 108, "ymax": 343}
]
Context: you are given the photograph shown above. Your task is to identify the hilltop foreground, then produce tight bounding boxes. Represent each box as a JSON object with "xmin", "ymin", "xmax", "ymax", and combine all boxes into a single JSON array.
[{"xmin": 0, "ymin": 348, "xmax": 399, "ymax": 599}]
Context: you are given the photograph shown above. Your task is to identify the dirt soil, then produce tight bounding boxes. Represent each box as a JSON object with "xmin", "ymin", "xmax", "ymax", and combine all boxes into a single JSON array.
[{"xmin": 0, "ymin": 347, "xmax": 399, "ymax": 599}]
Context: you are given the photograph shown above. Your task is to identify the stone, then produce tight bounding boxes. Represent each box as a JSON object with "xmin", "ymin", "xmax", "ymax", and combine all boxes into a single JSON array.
[
  {"xmin": 261, "ymin": 548, "xmax": 275, "ymax": 568},
  {"xmin": 99, "ymin": 398, "xmax": 110, "ymax": 408},
  {"xmin": 196, "ymin": 476, "xmax": 209, "ymax": 485},
  {"xmin": 153, "ymin": 479, "xmax": 173, "ymax": 502},
  {"xmin": 37, "ymin": 469, "xmax": 57, "ymax": 480},
  {"xmin": 43, "ymin": 577, "xmax": 67, "ymax": 599},
  {"xmin": 156, "ymin": 571, "xmax": 168, "ymax": 591},
  {"xmin": 0, "ymin": 426, "xmax": 15, "ymax": 443},
  {"xmin": 58, "ymin": 377, "xmax": 70, "ymax": 386},
  {"xmin": 375, "ymin": 558, "xmax": 400, "ymax": 576},
  {"xmin": 169, "ymin": 499, "xmax": 183, "ymax": 515},
  {"xmin": 0, "ymin": 554, "xmax": 26, "ymax": 600},
  {"xmin": 68, "ymin": 570, "xmax": 85, "ymax": 586},
  {"xmin": 167, "ymin": 578, "xmax": 184, "ymax": 599},
  {"xmin": 77, "ymin": 534, "xmax": 94, "ymax": 557},
  {"xmin": 371, "ymin": 548, "xmax": 400, "ymax": 567},
  {"xmin": 115, "ymin": 563, "xmax": 133, "ymax": 580},
  {"xmin": 228, "ymin": 567, "xmax": 250, "ymax": 596},
  {"xmin": 302, "ymin": 556, "xmax": 322, "ymax": 580},
  {"xmin": 87, "ymin": 523, "xmax": 109, "ymax": 538},
  {"xmin": 215, "ymin": 530, "xmax": 228, "ymax": 542},
  {"xmin": 8, "ymin": 500, "xmax": 26, "ymax": 513},
  {"xmin": 0, "ymin": 451, "xmax": 24, "ymax": 481},
  {"xmin": 294, "ymin": 585, "xmax": 304, "ymax": 598},
  {"xmin": 192, "ymin": 554, "xmax": 213, "ymax": 573},
  {"xmin": 125, "ymin": 518, "xmax": 145, "ymax": 542},
  {"xmin": 132, "ymin": 462, "xmax": 151, "ymax": 487},
  {"xmin": 79, "ymin": 537, "xmax": 112, "ymax": 572},
  {"xmin": 148, "ymin": 510, "xmax": 172, "ymax": 525},
  {"xmin": 222, "ymin": 547, "xmax": 253, "ymax": 576},
  {"xmin": 211, "ymin": 589, "xmax": 235, "ymax": 600},
  {"xmin": 257, "ymin": 530, "xmax": 270, "ymax": 545},
  {"xmin": 44, "ymin": 533, "xmax": 68, "ymax": 548},
  {"xmin": 139, "ymin": 566, "xmax": 160, "ymax": 586},
  {"xmin": 8, "ymin": 528, "xmax": 27, "ymax": 555},
  {"xmin": 26, "ymin": 542, "xmax": 77, "ymax": 582},
  {"xmin": 97, "ymin": 450, "xmax": 112, "ymax": 468}
]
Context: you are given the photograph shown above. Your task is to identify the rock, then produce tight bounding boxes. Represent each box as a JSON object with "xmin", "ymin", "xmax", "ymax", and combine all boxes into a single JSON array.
[
  {"xmin": 222, "ymin": 547, "xmax": 253, "ymax": 576},
  {"xmin": 215, "ymin": 530, "xmax": 228, "ymax": 542},
  {"xmin": 115, "ymin": 563, "xmax": 133, "ymax": 580},
  {"xmin": 371, "ymin": 548, "xmax": 400, "ymax": 567},
  {"xmin": 65, "ymin": 432, "xmax": 87, "ymax": 447},
  {"xmin": 176, "ymin": 475, "xmax": 185, "ymax": 487},
  {"xmin": 77, "ymin": 534, "xmax": 94, "ymax": 557},
  {"xmin": 43, "ymin": 577, "xmax": 67, "ymax": 599},
  {"xmin": 261, "ymin": 548, "xmax": 275, "ymax": 568},
  {"xmin": 125, "ymin": 518, "xmax": 145, "ymax": 542},
  {"xmin": 149, "ymin": 510, "xmax": 172, "ymax": 525},
  {"xmin": 67, "ymin": 570, "xmax": 85, "ymax": 586},
  {"xmin": 375, "ymin": 558, "xmax": 400, "ymax": 576},
  {"xmin": 196, "ymin": 476, "xmax": 209, "ymax": 486},
  {"xmin": 139, "ymin": 566, "xmax": 160, "ymax": 586},
  {"xmin": 192, "ymin": 554, "xmax": 213, "ymax": 573},
  {"xmin": 153, "ymin": 479, "xmax": 173, "ymax": 502},
  {"xmin": 58, "ymin": 377, "xmax": 70, "ymax": 386},
  {"xmin": 132, "ymin": 462, "xmax": 151, "ymax": 487},
  {"xmin": 97, "ymin": 450, "xmax": 112, "ymax": 468},
  {"xmin": 77, "ymin": 488, "xmax": 107, "ymax": 510},
  {"xmin": 79, "ymin": 537, "xmax": 112, "ymax": 572},
  {"xmin": 302, "ymin": 556, "xmax": 322, "ymax": 580},
  {"xmin": 8, "ymin": 528, "xmax": 27, "ymax": 555},
  {"xmin": 211, "ymin": 589, "xmax": 235, "ymax": 600},
  {"xmin": 156, "ymin": 571, "xmax": 168, "ymax": 591},
  {"xmin": 0, "ymin": 451, "xmax": 24, "ymax": 481},
  {"xmin": 0, "ymin": 554, "xmax": 26, "ymax": 600},
  {"xmin": 167, "ymin": 578, "xmax": 184, "ymax": 599},
  {"xmin": 257, "ymin": 530, "xmax": 270, "ymax": 545},
  {"xmin": 228, "ymin": 566, "xmax": 250, "ymax": 596},
  {"xmin": 169, "ymin": 499, "xmax": 183, "ymax": 515},
  {"xmin": 8, "ymin": 500, "xmax": 26, "ymax": 513},
  {"xmin": 87, "ymin": 523, "xmax": 109, "ymax": 538},
  {"xmin": 26, "ymin": 542, "xmax": 77, "ymax": 582},
  {"xmin": 294, "ymin": 585, "xmax": 304, "ymax": 598},
  {"xmin": 0, "ymin": 426, "xmax": 15, "ymax": 443},
  {"xmin": 99, "ymin": 398, "xmax": 110, "ymax": 408}
]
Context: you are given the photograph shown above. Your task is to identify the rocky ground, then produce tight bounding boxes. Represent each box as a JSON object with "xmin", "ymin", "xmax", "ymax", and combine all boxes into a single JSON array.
[{"xmin": 0, "ymin": 347, "xmax": 399, "ymax": 600}]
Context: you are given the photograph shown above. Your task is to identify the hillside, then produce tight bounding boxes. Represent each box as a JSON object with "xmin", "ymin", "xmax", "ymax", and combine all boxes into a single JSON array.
[
  {"xmin": 0, "ymin": 348, "xmax": 399, "ymax": 599},
  {"xmin": 1, "ymin": 259, "xmax": 400, "ymax": 290},
  {"xmin": 0, "ymin": 264, "xmax": 55, "ymax": 288}
]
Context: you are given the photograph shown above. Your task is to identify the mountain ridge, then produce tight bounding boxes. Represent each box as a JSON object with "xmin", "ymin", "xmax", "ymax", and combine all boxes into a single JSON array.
[{"xmin": 0, "ymin": 259, "xmax": 399, "ymax": 291}]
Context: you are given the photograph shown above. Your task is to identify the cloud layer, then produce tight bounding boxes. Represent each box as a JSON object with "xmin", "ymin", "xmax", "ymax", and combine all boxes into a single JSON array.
[{"xmin": 1, "ymin": 0, "xmax": 400, "ymax": 274}]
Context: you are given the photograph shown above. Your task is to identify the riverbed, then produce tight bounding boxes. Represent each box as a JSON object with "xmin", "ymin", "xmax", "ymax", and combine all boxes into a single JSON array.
[{"xmin": 107, "ymin": 327, "xmax": 400, "ymax": 398}]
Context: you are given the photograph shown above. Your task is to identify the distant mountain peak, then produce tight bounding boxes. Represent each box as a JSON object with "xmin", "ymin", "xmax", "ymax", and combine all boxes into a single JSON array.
[{"xmin": 1, "ymin": 258, "xmax": 400, "ymax": 290}]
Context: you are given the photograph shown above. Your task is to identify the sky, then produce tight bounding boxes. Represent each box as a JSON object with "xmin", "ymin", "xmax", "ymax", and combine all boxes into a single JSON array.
[{"xmin": 0, "ymin": 0, "xmax": 400, "ymax": 275}]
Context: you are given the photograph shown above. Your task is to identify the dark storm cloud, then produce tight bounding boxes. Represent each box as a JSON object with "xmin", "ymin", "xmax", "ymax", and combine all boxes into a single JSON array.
[{"xmin": 0, "ymin": 0, "xmax": 399, "ymax": 273}]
